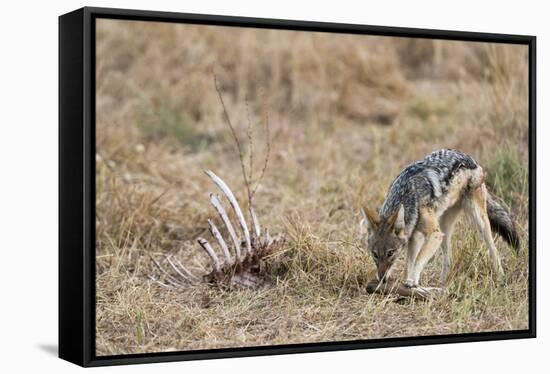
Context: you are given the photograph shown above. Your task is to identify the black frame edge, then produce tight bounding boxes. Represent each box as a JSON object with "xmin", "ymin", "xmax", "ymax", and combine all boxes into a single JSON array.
[
  {"xmin": 82, "ymin": 6, "xmax": 535, "ymax": 43},
  {"xmin": 58, "ymin": 6, "xmax": 536, "ymax": 367},
  {"xmin": 83, "ymin": 6, "xmax": 96, "ymax": 366},
  {"xmin": 59, "ymin": 7, "xmax": 87, "ymax": 367},
  {"xmin": 528, "ymin": 36, "xmax": 536, "ymax": 338}
]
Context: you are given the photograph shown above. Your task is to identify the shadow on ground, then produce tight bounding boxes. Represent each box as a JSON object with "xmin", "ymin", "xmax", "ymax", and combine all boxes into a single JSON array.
[{"xmin": 37, "ymin": 344, "xmax": 58, "ymax": 357}]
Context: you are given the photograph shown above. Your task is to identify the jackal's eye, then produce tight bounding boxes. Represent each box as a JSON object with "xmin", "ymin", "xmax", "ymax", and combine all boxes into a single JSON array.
[
  {"xmin": 372, "ymin": 252, "xmax": 379, "ymax": 260},
  {"xmin": 387, "ymin": 249, "xmax": 396, "ymax": 258}
]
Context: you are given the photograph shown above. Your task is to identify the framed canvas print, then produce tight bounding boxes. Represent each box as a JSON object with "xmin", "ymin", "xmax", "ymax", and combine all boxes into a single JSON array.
[{"xmin": 59, "ymin": 6, "xmax": 536, "ymax": 367}]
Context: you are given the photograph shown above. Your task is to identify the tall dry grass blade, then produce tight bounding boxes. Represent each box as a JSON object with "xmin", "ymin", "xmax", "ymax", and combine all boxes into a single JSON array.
[{"xmin": 264, "ymin": 227, "xmax": 271, "ymax": 243}]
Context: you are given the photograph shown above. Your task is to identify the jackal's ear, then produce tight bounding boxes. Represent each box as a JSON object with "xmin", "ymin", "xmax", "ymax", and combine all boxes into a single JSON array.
[{"xmin": 360, "ymin": 206, "xmax": 379, "ymax": 235}]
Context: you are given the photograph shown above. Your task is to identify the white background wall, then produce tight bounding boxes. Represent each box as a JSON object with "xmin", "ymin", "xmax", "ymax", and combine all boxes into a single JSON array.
[{"xmin": 0, "ymin": 0, "xmax": 546, "ymax": 372}]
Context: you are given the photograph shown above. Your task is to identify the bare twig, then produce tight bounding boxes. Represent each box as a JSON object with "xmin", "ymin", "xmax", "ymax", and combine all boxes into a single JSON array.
[
  {"xmin": 213, "ymin": 75, "xmax": 252, "ymax": 206},
  {"xmin": 251, "ymin": 88, "xmax": 271, "ymax": 199},
  {"xmin": 245, "ymin": 97, "xmax": 254, "ymax": 198}
]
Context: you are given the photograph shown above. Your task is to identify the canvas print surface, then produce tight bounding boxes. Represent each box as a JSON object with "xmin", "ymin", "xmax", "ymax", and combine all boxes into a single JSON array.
[{"xmin": 95, "ymin": 18, "xmax": 530, "ymax": 356}]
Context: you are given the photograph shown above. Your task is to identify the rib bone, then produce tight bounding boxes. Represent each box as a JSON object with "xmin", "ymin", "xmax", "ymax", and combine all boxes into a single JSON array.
[
  {"xmin": 197, "ymin": 237, "xmax": 220, "ymax": 272},
  {"xmin": 172, "ymin": 256, "xmax": 200, "ymax": 283},
  {"xmin": 204, "ymin": 170, "xmax": 251, "ymax": 255},
  {"xmin": 166, "ymin": 255, "xmax": 198, "ymax": 285},
  {"xmin": 150, "ymin": 256, "xmax": 188, "ymax": 288},
  {"xmin": 210, "ymin": 193, "xmax": 242, "ymax": 260},
  {"xmin": 208, "ymin": 219, "xmax": 232, "ymax": 263}
]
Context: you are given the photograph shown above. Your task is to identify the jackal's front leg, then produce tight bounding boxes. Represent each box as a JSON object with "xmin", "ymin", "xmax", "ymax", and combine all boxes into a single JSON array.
[
  {"xmin": 405, "ymin": 230, "xmax": 444, "ymax": 288},
  {"xmin": 405, "ymin": 232, "xmax": 424, "ymax": 287}
]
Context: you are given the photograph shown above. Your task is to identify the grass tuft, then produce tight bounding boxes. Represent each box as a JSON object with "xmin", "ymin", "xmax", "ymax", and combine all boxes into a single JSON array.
[
  {"xmin": 485, "ymin": 144, "xmax": 528, "ymax": 211},
  {"xmin": 137, "ymin": 101, "xmax": 216, "ymax": 152}
]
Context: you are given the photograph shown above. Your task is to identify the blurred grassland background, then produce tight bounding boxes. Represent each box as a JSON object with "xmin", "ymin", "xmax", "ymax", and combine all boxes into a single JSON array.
[{"xmin": 95, "ymin": 19, "xmax": 529, "ymax": 355}]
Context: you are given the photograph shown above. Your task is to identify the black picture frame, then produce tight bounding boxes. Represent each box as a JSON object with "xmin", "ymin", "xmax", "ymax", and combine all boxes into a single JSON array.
[{"xmin": 59, "ymin": 6, "xmax": 536, "ymax": 367}]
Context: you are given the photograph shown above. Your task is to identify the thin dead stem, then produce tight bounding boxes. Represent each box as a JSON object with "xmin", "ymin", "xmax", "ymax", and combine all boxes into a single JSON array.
[
  {"xmin": 213, "ymin": 75, "xmax": 252, "ymax": 205},
  {"xmin": 251, "ymin": 89, "xmax": 271, "ymax": 200},
  {"xmin": 245, "ymin": 97, "xmax": 254, "ymax": 198},
  {"xmin": 214, "ymin": 76, "xmax": 272, "ymax": 205}
]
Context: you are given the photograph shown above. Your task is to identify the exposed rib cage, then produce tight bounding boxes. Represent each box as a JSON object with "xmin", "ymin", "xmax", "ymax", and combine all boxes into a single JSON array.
[{"xmin": 151, "ymin": 170, "xmax": 284, "ymax": 289}]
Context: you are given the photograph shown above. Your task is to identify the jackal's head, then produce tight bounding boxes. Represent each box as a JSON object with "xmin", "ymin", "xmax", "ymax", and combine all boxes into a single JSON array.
[{"xmin": 360, "ymin": 205, "xmax": 407, "ymax": 282}]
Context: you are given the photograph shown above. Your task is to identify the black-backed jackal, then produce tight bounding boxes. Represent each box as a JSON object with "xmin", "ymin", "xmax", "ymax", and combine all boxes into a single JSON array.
[{"xmin": 360, "ymin": 149, "xmax": 519, "ymax": 290}]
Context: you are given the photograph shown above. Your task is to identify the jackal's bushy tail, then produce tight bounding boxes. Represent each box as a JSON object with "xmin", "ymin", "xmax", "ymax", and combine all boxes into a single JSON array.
[{"xmin": 487, "ymin": 192, "xmax": 520, "ymax": 253}]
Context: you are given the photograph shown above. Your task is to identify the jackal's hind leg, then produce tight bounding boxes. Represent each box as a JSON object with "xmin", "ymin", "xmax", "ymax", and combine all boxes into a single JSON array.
[
  {"xmin": 439, "ymin": 204, "xmax": 461, "ymax": 284},
  {"xmin": 463, "ymin": 184, "xmax": 504, "ymax": 278}
]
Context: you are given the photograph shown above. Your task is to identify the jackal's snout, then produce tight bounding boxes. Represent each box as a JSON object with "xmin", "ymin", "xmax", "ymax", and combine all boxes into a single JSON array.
[{"xmin": 376, "ymin": 263, "xmax": 393, "ymax": 283}]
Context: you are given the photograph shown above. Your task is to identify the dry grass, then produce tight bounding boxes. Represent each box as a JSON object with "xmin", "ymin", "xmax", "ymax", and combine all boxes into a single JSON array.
[{"xmin": 95, "ymin": 19, "xmax": 530, "ymax": 355}]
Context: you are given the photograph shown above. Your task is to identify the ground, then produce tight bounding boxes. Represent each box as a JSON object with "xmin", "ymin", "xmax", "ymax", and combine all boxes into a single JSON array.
[{"xmin": 95, "ymin": 19, "xmax": 530, "ymax": 355}]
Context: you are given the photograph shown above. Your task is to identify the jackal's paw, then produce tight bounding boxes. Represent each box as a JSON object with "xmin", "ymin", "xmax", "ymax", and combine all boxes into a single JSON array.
[{"xmin": 404, "ymin": 279, "xmax": 417, "ymax": 288}]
